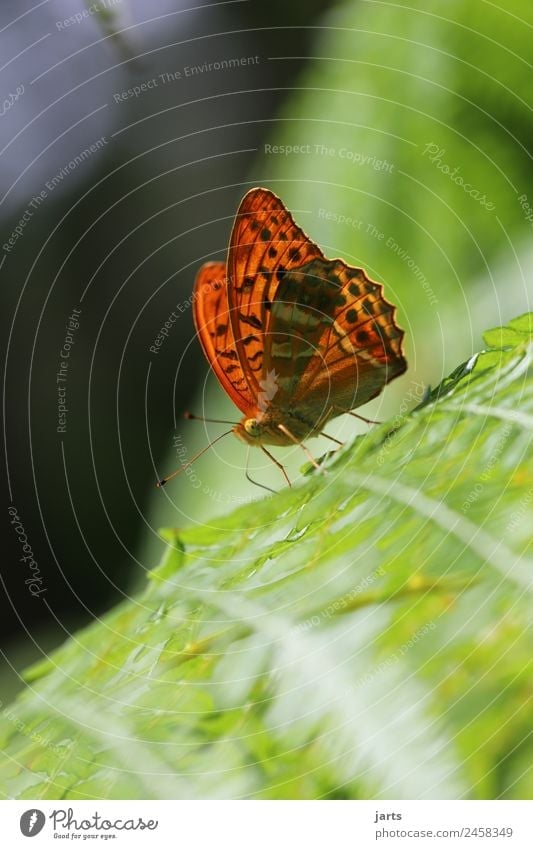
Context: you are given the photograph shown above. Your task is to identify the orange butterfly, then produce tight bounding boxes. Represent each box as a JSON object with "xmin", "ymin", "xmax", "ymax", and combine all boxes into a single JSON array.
[{"xmin": 158, "ymin": 187, "xmax": 406, "ymax": 487}]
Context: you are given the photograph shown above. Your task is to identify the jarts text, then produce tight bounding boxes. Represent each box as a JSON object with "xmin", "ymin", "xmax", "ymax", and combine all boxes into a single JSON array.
[{"xmin": 374, "ymin": 811, "xmax": 402, "ymax": 823}]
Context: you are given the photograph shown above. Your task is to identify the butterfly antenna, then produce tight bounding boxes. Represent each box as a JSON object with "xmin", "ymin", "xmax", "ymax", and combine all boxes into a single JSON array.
[
  {"xmin": 184, "ymin": 411, "xmax": 238, "ymax": 425},
  {"xmin": 245, "ymin": 445, "xmax": 277, "ymax": 494},
  {"xmin": 156, "ymin": 429, "xmax": 233, "ymax": 488}
]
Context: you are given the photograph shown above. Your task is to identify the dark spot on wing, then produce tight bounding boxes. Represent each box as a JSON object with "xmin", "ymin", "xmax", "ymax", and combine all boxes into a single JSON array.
[
  {"xmin": 317, "ymin": 292, "xmax": 332, "ymax": 310},
  {"xmin": 346, "ymin": 309, "xmax": 357, "ymax": 323},
  {"xmin": 238, "ymin": 312, "xmax": 262, "ymax": 329},
  {"xmin": 288, "ymin": 247, "xmax": 301, "ymax": 262},
  {"xmin": 268, "ymin": 246, "xmax": 277, "ymax": 258},
  {"xmin": 260, "ymin": 228, "xmax": 271, "ymax": 241}
]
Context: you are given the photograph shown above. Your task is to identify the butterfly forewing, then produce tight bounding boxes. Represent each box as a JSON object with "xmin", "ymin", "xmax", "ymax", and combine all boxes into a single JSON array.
[
  {"xmin": 192, "ymin": 261, "xmax": 255, "ymax": 416},
  {"xmin": 226, "ymin": 188, "xmax": 326, "ymax": 400}
]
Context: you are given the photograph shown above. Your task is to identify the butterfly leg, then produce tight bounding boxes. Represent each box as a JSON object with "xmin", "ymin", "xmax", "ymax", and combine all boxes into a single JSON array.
[
  {"xmin": 319, "ymin": 432, "xmax": 344, "ymax": 446},
  {"xmin": 260, "ymin": 445, "xmax": 292, "ymax": 487},
  {"xmin": 245, "ymin": 445, "xmax": 278, "ymax": 493},
  {"xmin": 334, "ymin": 406, "xmax": 381, "ymax": 426},
  {"xmin": 276, "ymin": 423, "xmax": 323, "ymax": 471}
]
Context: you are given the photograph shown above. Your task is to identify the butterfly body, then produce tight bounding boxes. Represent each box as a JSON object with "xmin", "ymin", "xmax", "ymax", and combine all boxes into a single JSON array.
[
  {"xmin": 233, "ymin": 406, "xmax": 332, "ymax": 447},
  {"xmin": 192, "ymin": 187, "xmax": 406, "ymax": 471}
]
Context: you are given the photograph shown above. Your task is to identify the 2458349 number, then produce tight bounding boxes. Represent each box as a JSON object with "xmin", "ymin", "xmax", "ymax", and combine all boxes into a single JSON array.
[{"xmin": 462, "ymin": 827, "xmax": 513, "ymax": 837}]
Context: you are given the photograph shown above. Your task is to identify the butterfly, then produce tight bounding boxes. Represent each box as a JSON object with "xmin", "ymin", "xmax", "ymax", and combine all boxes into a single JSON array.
[{"xmin": 158, "ymin": 187, "xmax": 406, "ymax": 488}]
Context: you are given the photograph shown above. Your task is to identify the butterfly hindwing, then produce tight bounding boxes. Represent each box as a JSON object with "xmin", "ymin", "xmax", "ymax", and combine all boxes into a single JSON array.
[
  {"xmin": 261, "ymin": 258, "xmax": 405, "ymax": 411},
  {"xmin": 288, "ymin": 258, "xmax": 406, "ymax": 414}
]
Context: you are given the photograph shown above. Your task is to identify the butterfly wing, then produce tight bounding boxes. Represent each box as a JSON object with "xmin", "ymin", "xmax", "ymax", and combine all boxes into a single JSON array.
[
  {"xmin": 270, "ymin": 257, "xmax": 406, "ymax": 419},
  {"xmin": 226, "ymin": 187, "xmax": 325, "ymax": 401},
  {"xmin": 192, "ymin": 261, "xmax": 256, "ymax": 416},
  {"xmin": 226, "ymin": 191, "xmax": 406, "ymax": 417},
  {"xmin": 195, "ymin": 189, "xmax": 406, "ymax": 429}
]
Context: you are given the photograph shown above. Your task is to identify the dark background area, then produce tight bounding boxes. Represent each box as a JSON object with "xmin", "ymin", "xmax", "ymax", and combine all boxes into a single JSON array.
[{"xmin": 1, "ymin": 0, "xmax": 335, "ymax": 696}]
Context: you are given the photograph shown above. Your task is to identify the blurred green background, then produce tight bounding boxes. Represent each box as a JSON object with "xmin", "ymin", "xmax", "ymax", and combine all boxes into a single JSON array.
[{"xmin": 2, "ymin": 0, "xmax": 532, "ymax": 703}]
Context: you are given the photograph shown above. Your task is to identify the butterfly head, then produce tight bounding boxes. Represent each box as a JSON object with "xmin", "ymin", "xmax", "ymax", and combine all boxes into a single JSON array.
[
  {"xmin": 233, "ymin": 411, "xmax": 316, "ymax": 447},
  {"xmin": 233, "ymin": 416, "xmax": 263, "ymax": 444}
]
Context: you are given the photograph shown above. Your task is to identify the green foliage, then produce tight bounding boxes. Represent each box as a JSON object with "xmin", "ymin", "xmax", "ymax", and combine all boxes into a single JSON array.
[{"xmin": 0, "ymin": 315, "xmax": 531, "ymax": 800}]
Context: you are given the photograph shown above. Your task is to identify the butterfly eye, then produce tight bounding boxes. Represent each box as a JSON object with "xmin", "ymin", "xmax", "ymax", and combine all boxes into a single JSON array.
[{"xmin": 243, "ymin": 418, "xmax": 260, "ymax": 437}]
